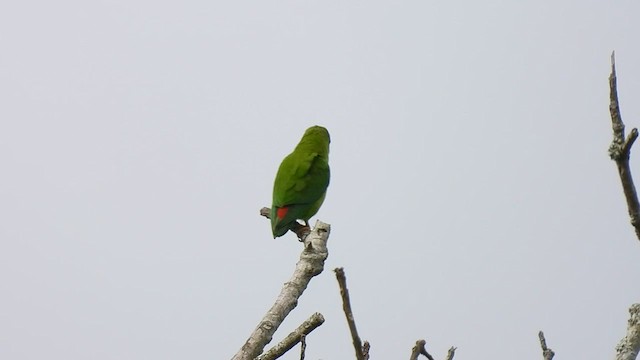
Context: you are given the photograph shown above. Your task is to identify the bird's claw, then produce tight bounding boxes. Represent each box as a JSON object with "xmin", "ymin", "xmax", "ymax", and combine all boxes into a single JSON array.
[{"xmin": 293, "ymin": 223, "xmax": 311, "ymax": 242}]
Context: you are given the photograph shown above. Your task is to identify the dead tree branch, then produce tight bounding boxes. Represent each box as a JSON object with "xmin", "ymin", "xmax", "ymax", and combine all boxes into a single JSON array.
[
  {"xmin": 299, "ymin": 335, "xmax": 306, "ymax": 360},
  {"xmin": 444, "ymin": 346, "xmax": 457, "ymax": 360},
  {"xmin": 607, "ymin": 54, "xmax": 640, "ymax": 360},
  {"xmin": 409, "ymin": 340, "xmax": 434, "ymax": 360},
  {"xmin": 362, "ymin": 341, "xmax": 370, "ymax": 360},
  {"xmin": 538, "ymin": 331, "xmax": 555, "ymax": 360},
  {"xmin": 615, "ymin": 304, "xmax": 640, "ymax": 360},
  {"xmin": 257, "ymin": 312, "xmax": 325, "ymax": 360},
  {"xmin": 334, "ymin": 267, "xmax": 367, "ymax": 360},
  {"xmin": 607, "ymin": 52, "xmax": 640, "ymax": 241},
  {"xmin": 409, "ymin": 340, "xmax": 455, "ymax": 360},
  {"xmin": 231, "ymin": 221, "xmax": 331, "ymax": 360}
]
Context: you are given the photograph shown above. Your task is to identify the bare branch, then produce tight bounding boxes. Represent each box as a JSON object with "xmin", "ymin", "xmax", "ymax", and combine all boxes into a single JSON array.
[
  {"xmin": 231, "ymin": 221, "xmax": 331, "ymax": 360},
  {"xmin": 615, "ymin": 303, "xmax": 640, "ymax": 360},
  {"xmin": 362, "ymin": 341, "xmax": 370, "ymax": 360},
  {"xmin": 607, "ymin": 52, "xmax": 640, "ymax": 241},
  {"xmin": 538, "ymin": 331, "xmax": 555, "ymax": 360},
  {"xmin": 257, "ymin": 312, "xmax": 325, "ymax": 360},
  {"xmin": 409, "ymin": 340, "xmax": 434, "ymax": 360},
  {"xmin": 609, "ymin": 51, "xmax": 626, "ymax": 148},
  {"xmin": 445, "ymin": 346, "xmax": 457, "ymax": 360},
  {"xmin": 299, "ymin": 335, "xmax": 306, "ymax": 360},
  {"xmin": 334, "ymin": 267, "xmax": 366, "ymax": 360}
]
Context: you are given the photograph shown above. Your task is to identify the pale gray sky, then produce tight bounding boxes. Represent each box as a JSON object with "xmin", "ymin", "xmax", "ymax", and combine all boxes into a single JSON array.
[{"xmin": 1, "ymin": 1, "xmax": 640, "ymax": 359}]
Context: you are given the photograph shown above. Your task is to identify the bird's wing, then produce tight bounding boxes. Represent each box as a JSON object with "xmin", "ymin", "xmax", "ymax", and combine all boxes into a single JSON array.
[{"xmin": 273, "ymin": 151, "xmax": 329, "ymax": 207}]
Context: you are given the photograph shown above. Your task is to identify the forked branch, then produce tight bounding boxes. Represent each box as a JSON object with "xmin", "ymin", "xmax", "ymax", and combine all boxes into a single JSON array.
[
  {"xmin": 606, "ymin": 53, "xmax": 640, "ymax": 360},
  {"xmin": 231, "ymin": 221, "xmax": 331, "ymax": 360},
  {"xmin": 409, "ymin": 340, "xmax": 434, "ymax": 360},
  {"xmin": 257, "ymin": 312, "xmax": 325, "ymax": 360},
  {"xmin": 608, "ymin": 52, "xmax": 640, "ymax": 241},
  {"xmin": 409, "ymin": 340, "xmax": 455, "ymax": 360}
]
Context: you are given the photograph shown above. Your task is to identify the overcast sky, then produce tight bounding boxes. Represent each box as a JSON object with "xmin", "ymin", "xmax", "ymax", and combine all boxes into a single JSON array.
[{"xmin": 1, "ymin": 1, "xmax": 640, "ymax": 359}]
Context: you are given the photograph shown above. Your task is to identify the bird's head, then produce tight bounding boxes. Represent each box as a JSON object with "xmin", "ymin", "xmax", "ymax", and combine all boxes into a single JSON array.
[{"xmin": 303, "ymin": 125, "xmax": 330, "ymax": 143}]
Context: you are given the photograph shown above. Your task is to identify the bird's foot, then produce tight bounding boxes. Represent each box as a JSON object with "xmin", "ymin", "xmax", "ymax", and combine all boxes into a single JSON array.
[{"xmin": 291, "ymin": 221, "xmax": 311, "ymax": 242}]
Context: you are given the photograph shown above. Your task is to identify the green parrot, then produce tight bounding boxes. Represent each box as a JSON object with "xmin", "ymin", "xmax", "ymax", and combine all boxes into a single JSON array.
[{"xmin": 271, "ymin": 125, "xmax": 331, "ymax": 238}]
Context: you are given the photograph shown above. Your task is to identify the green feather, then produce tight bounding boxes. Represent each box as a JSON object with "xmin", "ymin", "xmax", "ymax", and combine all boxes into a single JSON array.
[{"xmin": 271, "ymin": 126, "xmax": 330, "ymax": 238}]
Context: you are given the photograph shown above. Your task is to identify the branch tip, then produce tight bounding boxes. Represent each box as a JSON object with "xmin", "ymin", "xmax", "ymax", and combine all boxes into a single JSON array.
[
  {"xmin": 445, "ymin": 346, "xmax": 457, "ymax": 360},
  {"xmin": 538, "ymin": 331, "xmax": 555, "ymax": 360},
  {"xmin": 362, "ymin": 341, "xmax": 371, "ymax": 360},
  {"xmin": 335, "ymin": 267, "xmax": 365, "ymax": 360}
]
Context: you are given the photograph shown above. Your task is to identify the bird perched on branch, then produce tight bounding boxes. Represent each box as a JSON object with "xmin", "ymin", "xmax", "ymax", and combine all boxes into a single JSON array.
[{"xmin": 271, "ymin": 126, "xmax": 330, "ymax": 239}]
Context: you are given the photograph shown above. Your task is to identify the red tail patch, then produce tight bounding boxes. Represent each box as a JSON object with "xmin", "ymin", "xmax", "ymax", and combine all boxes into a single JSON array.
[{"xmin": 277, "ymin": 207, "xmax": 289, "ymax": 219}]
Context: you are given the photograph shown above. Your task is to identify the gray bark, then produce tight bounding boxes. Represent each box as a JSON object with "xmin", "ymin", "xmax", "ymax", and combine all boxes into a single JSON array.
[
  {"xmin": 231, "ymin": 221, "xmax": 331, "ymax": 360},
  {"xmin": 615, "ymin": 304, "xmax": 640, "ymax": 360}
]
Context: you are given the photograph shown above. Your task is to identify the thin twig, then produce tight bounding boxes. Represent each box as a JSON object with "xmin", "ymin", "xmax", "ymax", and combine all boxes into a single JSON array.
[
  {"xmin": 615, "ymin": 303, "xmax": 640, "ymax": 360},
  {"xmin": 607, "ymin": 52, "xmax": 640, "ymax": 241},
  {"xmin": 409, "ymin": 340, "xmax": 434, "ymax": 360},
  {"xmin": 362, "ymin": 341, "xmax": 370, "ymax": 360},
  {"xmin": 445, "ymin": 346, "xmax": 457, "ymax": 360},
  {"xmin": 257, "ymin": 312, "xmax": 325, "ymax": 360},
  {"xmin": 334, "ymin": 267, "xmax": 365, "ymax": 360},
  {"xmin": 538, "ymin": 331, "xmax": 555, "ymax": 360},
  {"xmin": 299, "ymin": 335, "xmax": 306, "ymax": 360},
  {"xmin": 231, "ymin": 221, "xmax": 331, "ymax": 360}
]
